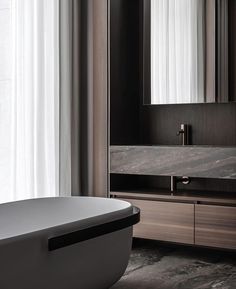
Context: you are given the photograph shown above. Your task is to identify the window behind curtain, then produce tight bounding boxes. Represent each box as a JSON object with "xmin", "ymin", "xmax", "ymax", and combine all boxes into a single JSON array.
[
  {"xmin": 0, "ymin": 0, "xmax": 60, "ymax": 203},
  {"xmin": 0, "ymin": 0, "xmax": 12, "ymax": 201}
]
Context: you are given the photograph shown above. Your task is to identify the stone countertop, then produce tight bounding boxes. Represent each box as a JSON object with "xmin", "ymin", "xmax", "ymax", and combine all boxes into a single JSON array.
[{"xmin": 110, "ymin": 145, "xmax": 236, "ymax": 179}]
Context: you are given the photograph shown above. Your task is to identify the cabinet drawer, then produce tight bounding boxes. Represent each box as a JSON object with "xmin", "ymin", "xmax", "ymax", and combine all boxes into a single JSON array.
[
  {"xmin": 195, "ymin": 205, "xmax": 236, "ymax": 250},
  {"xmin": 122, "ymin": 198, "xmax": 194, "ymax": 245}
]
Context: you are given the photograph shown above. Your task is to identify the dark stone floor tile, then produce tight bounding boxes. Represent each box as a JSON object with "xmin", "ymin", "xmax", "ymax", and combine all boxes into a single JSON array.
[{"xmin": 112, "ymin": 239, "xmax": 236, "ymax": 289}]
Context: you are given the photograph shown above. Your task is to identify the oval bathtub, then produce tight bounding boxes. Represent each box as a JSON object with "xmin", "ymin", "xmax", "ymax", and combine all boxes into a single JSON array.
[{"xmin": 0, "ymin": 197, "xmax": 140, "ymax": 289}]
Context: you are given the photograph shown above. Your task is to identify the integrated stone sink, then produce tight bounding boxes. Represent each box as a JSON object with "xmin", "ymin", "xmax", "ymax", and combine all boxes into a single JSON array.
[{"xmin": 110, "ymin": 145, "xmax": 236, "ymax": 179}]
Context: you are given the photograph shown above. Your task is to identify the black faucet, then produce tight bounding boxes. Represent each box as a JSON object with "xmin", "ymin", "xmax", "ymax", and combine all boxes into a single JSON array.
[{"xmin": 177, "ymin": 124, "xmax": 189, "ymax": 146}]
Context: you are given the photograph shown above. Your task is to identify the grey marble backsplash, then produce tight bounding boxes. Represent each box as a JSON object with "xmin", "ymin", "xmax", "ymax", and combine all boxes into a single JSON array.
[{"xmin": 110, "ymin": 146, "xmax": 236, "ymax": 179}]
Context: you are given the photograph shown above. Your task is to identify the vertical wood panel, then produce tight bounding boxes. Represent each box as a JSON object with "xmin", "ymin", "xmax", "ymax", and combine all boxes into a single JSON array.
[
  {"xmin": 81, "ymin": 0, "xmax": 108, "ymax": 197},
  {"xmin": 110, "ymin": 0, "xmax": 140, "ymax": 145},
  {"xmin": 229, "ymin": 0, "xmax": 236, "ymax": 101},
  {"xmin": 80, "ymin": 0, "xmax": 94, "ymax": 196},
  {"xmin": 93, "ymin": 0, "xmax": 108, "ymax": 197},
  {"xmin": 206, "ymin": 0, "xmax": 216, "ymax": 102},
  {"xmin": 216, "ymin": 0, "xmax": 229, "ymax": 102}
]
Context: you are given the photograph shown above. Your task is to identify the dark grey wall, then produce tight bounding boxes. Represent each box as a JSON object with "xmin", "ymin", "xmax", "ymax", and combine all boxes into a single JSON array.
[
  {"xmin": 110, "ymin": 0, "xmax": 140, "ymax": 145},
  {"xmin": 140, "ymin": 103, "xmax": 236, "ymax": 146},
  {"xmin": 110, "ymin": 0, "xmax": 236, "ymax": 147}
]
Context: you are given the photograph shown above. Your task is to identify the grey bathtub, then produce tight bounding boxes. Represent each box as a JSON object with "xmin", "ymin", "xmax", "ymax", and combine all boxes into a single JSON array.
[{"xmin": 0, "ymin": 197, "xmax": 139, "ymax": 289}]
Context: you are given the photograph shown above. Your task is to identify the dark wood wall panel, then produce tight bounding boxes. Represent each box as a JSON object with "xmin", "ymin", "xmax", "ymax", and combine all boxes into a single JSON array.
[
  {"xmin": 110, "ymin": 0, "xmax": 140, "ymax": 145},
  {"xmin": 229, "ymin": 0, "xmax": 236, "ymax": 102},
  {"xmin": 140, "ymin": 103, "xmax": 236, "ymax": 146}
]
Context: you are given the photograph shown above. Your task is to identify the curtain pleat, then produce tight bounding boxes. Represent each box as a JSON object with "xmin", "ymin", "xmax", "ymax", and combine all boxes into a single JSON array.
[
  {"xmin": 0, "ymin": 0, "xmax": 60, "ymax": 204},
  {"xmin": 59, "ymin": 0, "xmax": 108, "ymax": 198},
  {"xmin": 59, "ymin": 0, "xmax": 73, "ymax": 196},
  {"xmin": 0, "ymin": 0, "xmax": 108, "ymax": 203}
]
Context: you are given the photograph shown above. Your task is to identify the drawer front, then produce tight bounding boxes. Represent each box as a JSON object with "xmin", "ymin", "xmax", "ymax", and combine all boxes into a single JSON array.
[
  {"xmin": 122, "ymin": 198, "xmax": 194, "ymax": 245},
  {"xmin": 195, "ymin": 204, "xmax": 236, "ymax": 250}
]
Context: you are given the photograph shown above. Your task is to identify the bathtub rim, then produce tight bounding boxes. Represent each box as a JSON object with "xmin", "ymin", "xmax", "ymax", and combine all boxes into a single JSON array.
[{"xmin": 0, "ymin": 196, "xmax": 137, "ymax": 246}]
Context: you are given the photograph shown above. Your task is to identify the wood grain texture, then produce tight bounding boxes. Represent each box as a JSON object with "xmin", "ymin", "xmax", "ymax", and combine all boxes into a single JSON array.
[
  {"xmin": 121, "ymin": 198, "xmax": 194, "ymax": 245},
  {"xmin": 93, "ymin": 0, "xmax": 109, "ymax": 197},
  {"xmin": 112, "ymin": 191, "xmax": 236, "ymax": 206},
  {"xmin": 229, "ymin": 0, "xmax": 236, "ymax": 101},
  {"xmin": 206, "ymin": 0, "xmax": 216, "ymax": 102},
  {"xmin": 80, "ymin": 0, "xmax": 108, "ymax": 197},
  {"xmin": 195, "ymin": 204, "xmax": 236, "ymax": 250}
]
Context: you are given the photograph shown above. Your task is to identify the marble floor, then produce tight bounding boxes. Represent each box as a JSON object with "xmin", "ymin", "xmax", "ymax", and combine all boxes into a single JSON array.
[{"xmin": 112, "ymin": 239, "xmax": 236, "ymax": 289}]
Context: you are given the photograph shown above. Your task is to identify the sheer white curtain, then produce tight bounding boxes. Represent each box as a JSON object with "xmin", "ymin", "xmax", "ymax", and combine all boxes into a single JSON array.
[
  {"xmin": 0, "ymin": 0, "xmax": 60, "ymax": 203},
  {"xmin": 151, "ymin": 0, "xmax": 205, "ymax": 104}
]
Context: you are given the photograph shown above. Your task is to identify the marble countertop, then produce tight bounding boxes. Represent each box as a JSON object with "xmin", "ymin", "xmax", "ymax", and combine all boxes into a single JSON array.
[{"xmin": 110, "ymin": 145, "xmax": 236, "ymax": 179}]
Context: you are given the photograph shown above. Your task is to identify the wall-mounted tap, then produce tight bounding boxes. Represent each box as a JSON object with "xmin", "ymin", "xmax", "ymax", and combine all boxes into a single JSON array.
[
  {"xmin": 170, "ymin": 176, "xmax": 191, "ymax": 194},
  {"xmin": 177, "ymin": 124, "xmax": 189, "ymax": 146}
]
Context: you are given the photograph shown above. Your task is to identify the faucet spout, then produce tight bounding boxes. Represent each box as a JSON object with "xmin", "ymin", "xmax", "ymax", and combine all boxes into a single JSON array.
[{"xmin": 170, "ymin": 176, "xmax": 191, "ymax": 194}]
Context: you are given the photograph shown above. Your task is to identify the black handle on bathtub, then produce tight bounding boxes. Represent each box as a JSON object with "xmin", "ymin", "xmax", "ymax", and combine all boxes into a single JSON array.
[{"xmin": 48, "ymin": 206, "xmax": 140, "ymax": 251}]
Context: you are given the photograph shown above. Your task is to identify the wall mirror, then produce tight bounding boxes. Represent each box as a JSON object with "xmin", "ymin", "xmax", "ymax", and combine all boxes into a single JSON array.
[{"xmin": 143, "ymin": 0, "xmax": 236, "ymax": 105}]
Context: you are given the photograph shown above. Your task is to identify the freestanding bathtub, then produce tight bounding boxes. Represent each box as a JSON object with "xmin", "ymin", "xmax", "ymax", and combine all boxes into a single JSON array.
[{"xmin": 0, "ymin": 197, "xmax": 139, "ymax": 289}]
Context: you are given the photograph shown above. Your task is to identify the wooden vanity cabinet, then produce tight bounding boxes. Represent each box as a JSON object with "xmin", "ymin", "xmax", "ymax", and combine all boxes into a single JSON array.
[
  {"xmin": 195, "ymin": 204, "xmax": 236, "ymax": 250},
  {"xmin": 112, "ymin": 193, "xmax": 236, "ymax": 250},
  {"xmin": 121, "ymin": 198, "xmax": 194, "ymax": 245}
]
